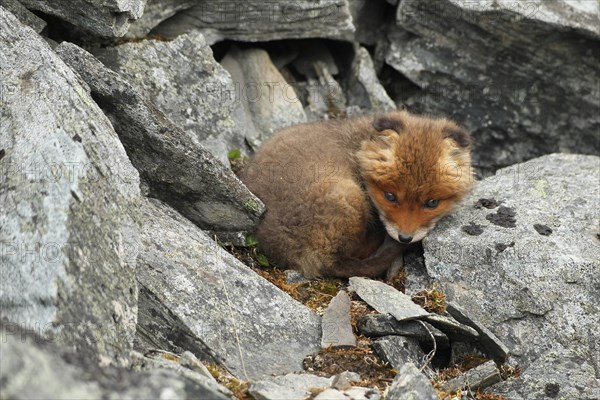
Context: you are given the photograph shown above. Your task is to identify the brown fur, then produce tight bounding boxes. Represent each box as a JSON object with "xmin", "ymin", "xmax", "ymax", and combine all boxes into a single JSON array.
[{"xmin": 239, "ymin": 111, "xmax": 473, "ymax": 278}]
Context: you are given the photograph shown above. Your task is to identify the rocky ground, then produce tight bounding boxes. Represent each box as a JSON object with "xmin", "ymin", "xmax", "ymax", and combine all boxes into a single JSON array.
[{"xmin": 1, "ymin": 0, "xmax": 599, "ymax": 399}]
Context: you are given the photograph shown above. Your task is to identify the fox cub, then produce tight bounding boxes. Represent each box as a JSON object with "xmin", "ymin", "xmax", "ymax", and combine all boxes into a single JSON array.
[{"xmin": 240, "ymin": 111, "xmax": 473, "ymax": 278}]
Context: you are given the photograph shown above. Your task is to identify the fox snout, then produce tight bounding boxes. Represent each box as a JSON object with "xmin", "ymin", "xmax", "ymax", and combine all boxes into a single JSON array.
[{"xmin": 397, "ymin": 234, "xmax": 413, "ymax": 243}]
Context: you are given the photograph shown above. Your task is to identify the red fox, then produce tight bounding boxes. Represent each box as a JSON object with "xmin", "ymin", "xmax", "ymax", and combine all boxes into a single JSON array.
[{"xmin": 240, "ymin": 111, "xmax": 473, "ymax": 278}]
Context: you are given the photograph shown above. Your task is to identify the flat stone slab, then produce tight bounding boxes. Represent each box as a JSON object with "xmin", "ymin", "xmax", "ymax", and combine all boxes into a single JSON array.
[
  {"xmin": 421, "ymin": 314, "xmax": 479, "ymax": 342},
  {"xmin": 135, "ymin": 198, "xmax": 321, "ymax": 380},
  {"xmin": 150, "ymin": 0, "xmax": 355, "ymax": 44},
  {"xmin": 358, "ymin": 314, "xmax": 448, "ymax": 348},
  {"xmin": 321, "ymin": 291, "xmax": 356, "ymax": 348},
  {"xmin": 349, "ymin": 277, "xmax": 429, "ymax": 322}
]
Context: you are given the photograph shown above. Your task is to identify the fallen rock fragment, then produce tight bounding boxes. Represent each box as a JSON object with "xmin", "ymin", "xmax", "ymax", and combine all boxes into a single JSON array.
[
  {"xmin": 386, "ymin": 362, "xmax": 438, "ymax": 400},
  {"xmin": 135, "ymin": 198, "xmax": 321, "ymax": 380},
  {"xmin": 421, "ymin": 314, "xmax": 479, "ymax": 342},
  {"xmin": 358, "ymin": 314, "xmax": 448, "ymax": 348},
  {"xmin": 321, "ymin": 290, "xmax": 356, "ymax": 348},
  {"xmin": 372, "ymin": 335, "xmax": 425, "ymax": 371},
  {"xmin": 1, "ymin": 9, "xmax": 140, "ymax": 363},
  {"xmin": 55, "ymin": 42, "xmax": 264, "ymax": 233},
  {"xmin": 249, "ymin": 373, "xmax": 332, "ymax": 400},
  {"xmin": 93, "ymin": 31, "xmax": 246, "ymax": 165},
  {"xmin": 442, "ymin": 360, "xmax": 501, "ymax": 393},
  {"xmin": 249, "ymin": 372, "xmax": 378, "ymax": 400},
  {"xmin": 446, "ymin": 302, "xmax": 509, "ymax": 362},
  {"xmin": 349, "ymin": 277, "xmax": 429, "ymax": 321}
]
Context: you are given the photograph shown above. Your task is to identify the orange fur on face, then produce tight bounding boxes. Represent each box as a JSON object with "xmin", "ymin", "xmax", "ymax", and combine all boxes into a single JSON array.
[{"xmin": 358, "ymin": 111, "xmax": 473, "ymax": 242}]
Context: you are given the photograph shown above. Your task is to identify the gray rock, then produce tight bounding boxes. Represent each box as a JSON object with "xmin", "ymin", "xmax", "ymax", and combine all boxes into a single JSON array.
[
  {"xmin": 93, "ymin": 31, "xmax": 246, "ymax": 166},
  {"xmin": 0, "ymin": 9, "xmax": 140, "ymax": 364},
  {"xmin": 220, "ymin": 47, "xmax": 307, "ymax": 150},
  {"xmin": 421, "ymin": 314, "xmax": 479, "ymax": 342},
  {"xmin": 19, "ymin": 0, "xmax": 146, "ymax": 37},
  {"xmin": 55, "ymin": 42, "xmax": 264, "ymax": 233},
  {"xmin": 423, "ymin": 154, "xmax": 600, "ymax": 393},
  {"xmin": 349, "ymin": 277, "xmax": 429, "ymax": 321},
  {"xmin": 249, "ymin": 372, "xmax": 379, "ymax": 400},
  {"xmin": 446, "ymin": 302, "xmax": 510, "ymax": 362},
  {"xmin": 348, "ymin": 0, "xmax": 392, "ymax": 47},
  {"xmin": 491, "ymin": 347, "xmax": 600, "ymax": 399},
  {"xmin": 344, "ymin": 47, "xmax": 395, "ymax": 113},
  {"xmin": 0, "ymin": 323, "xmax": 231, "ymax": 400},
  {"xmin": 386, "ymin": 1, "xmax": 599, "ymax": 175},
  {"xmin": 135, "ymin": 198, "xmax": 321, "ymax": 380},
  {"xmin": 314, "ymin": 388, "xmax": 348, "ymax": 400},
  {"xmin": 125, "ymin": 0, "xmax": 196, "ymax": 37},
  {"xmin": 386, "ymin": 362, "xmax": 437, "ymax": 400},
  {"xmin": 401, "ymin": 247, "xmax": 433, "ymax": 296},
  {"xmin": 331, "ymin": 371, "xmax": 362, "ymax": 390},
  {"xmin": 322, "ymin": 290, "xmax": 356, "ymax": 348},
  {"xmin": 372, "ymin": 335, "xmax": 426, "ymax": 370},
  {"xmin": 249, "ymin": 373, "xmax": 332, "ymax": 400},
  {"xmin": 441, "ymin": 360, "xmax": 501, "ymax": 393},
  {"xmin": 358, "ymin": 314, "xmax": 448, "ymax": 348},
  {"xmin": 150, "ymin": 0, "xmax": 355, "ymax": 44},
  {"xmin": 129, "ymin": 350, "xmax": 231, "ymax": 397},
  {"xmin": 285, "ymin": 269, "xmax": 311, "ymax": 284},
  {"xmin": 291, "ymin": 41, "xmax": 339, "ymax": 79},
  {"xmin": 297, "ymin": 63, "xmax": 347, "ymax": 122},
  {"xmin": 0, "ymin": 0, "xmax": 46, "ymax": 33}
]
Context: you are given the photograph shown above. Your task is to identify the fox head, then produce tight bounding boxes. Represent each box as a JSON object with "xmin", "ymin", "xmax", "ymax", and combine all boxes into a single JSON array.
[{"xmin": 357, "ymin": 111, "xmax": 473, "ymax": 244}]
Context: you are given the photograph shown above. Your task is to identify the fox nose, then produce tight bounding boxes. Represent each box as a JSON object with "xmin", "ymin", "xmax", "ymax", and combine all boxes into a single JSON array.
[{"xmin": 398, "ymin": 234, "xmax": 413, "ymax": 243}]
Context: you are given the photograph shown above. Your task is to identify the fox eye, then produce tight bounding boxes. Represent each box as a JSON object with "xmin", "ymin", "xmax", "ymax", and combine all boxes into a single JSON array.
[
  {"xmin": 384, "ymin": 192, "xmax": 396, "ymax": 203},
  {"xmin": 425, "ymin": 199, "xmax": 439, "ymax": 208}
]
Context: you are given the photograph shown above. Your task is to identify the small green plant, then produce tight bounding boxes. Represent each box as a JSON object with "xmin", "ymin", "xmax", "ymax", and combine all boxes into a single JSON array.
[{"xmin": 227, "ymin": 149, "xmax": 242, "ymax": 160}]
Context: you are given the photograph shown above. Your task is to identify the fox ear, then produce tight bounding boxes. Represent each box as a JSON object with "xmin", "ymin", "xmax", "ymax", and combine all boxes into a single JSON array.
[
  {"xmin": 443, "ymin": 127, "xmax": 471, "ymax": 148},
  {"xmin": 372, "ymin": 116, "xmax": 404, "ymax": 134}
]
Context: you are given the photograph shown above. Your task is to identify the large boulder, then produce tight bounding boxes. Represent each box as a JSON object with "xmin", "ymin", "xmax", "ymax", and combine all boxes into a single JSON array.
[
  {"xmin": 19, "ymin": 0, "xmax": 146, "ymax": 37},
  {"xmin": 423, "ymin": 153, "xmax": 600, "ymax": 397},
  {"xmin": 93, "ymin": 31, "xmax": 246, "ymax": 165},
  {"xmin": 0, "ymin": 323, "xmax": 232, "ymax": 400},
  {"xmin": 142, "ymin": 0, "xmax": 355, "ymax": 44},
  {"xmin": 0, "ymin": 8, "xmax": 140, "ymax": 363},
  {"xmin": 386, "ymin": 0, "xmax": 600, "ymax": 175},
  {"xmin": 55, "ymin": 42, "xmax": 264, "ymax": 233},
  {"xmin": 135, "ymin": 198, "xmax": 322, "ymax": 380}
]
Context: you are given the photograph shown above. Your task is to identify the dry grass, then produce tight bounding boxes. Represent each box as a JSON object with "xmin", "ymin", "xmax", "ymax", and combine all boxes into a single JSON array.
[{"xmin": 411, "ymin": 283, "xmax": 447, "ymax": 314}]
